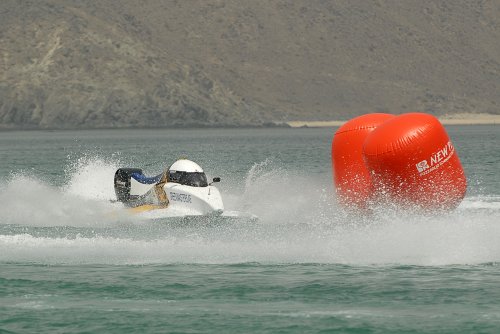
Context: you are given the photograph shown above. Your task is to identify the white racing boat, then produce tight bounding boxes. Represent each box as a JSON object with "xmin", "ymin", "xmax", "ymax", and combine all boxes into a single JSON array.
[{"xmin": 114, "ymin": 158, "xmax": 249, "ymax": 219}]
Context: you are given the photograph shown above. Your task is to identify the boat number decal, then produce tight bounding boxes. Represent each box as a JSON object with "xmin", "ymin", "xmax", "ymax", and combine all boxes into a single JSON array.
[{"xmin": 170, "ymin": 192, "xmax": 192, "ymax": 203}]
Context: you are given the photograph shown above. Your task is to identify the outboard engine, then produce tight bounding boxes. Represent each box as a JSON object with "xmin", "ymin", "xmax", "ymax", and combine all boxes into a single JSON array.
[{"xmin": 114, "ymin": 168, "xmax": 143, "ymax": 203}]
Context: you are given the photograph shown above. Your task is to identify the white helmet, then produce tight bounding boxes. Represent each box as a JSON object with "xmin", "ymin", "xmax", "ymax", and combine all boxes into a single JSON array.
[{"xmin": 169, "ymin": 159, "xmax": 204, "ymax": 173}]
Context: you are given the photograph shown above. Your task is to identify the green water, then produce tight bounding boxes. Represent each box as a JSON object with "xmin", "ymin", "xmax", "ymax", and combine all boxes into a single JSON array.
[
  {"xmin": 1, "ymin": 127, "xmax": 500, "ymax": 333},
  {"xmin": 2, "ymin": 264, "xmax": 500, "ymax": 333}
]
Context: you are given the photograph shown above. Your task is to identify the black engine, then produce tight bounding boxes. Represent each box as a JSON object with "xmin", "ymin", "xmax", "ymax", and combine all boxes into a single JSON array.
[{"xmin": 114, "ymin": 168, "xmax": 143, "ymax": 203}]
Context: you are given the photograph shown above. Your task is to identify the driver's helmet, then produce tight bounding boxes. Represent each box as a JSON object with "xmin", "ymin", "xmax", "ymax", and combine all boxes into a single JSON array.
[{"xmin": 168, "ymin": 159, "xmax": 208, "ymax": 187}]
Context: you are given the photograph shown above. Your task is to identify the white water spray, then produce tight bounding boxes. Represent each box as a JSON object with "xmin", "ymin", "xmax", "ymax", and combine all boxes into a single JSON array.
[{"xmin": 0, "ymin": 157, "xmax": 499, "ymax": 266}]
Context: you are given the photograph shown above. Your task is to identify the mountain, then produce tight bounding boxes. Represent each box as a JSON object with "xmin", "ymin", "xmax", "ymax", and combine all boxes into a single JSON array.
[{"xmin": 1, "ymin": 0, "xmax": 499, "ymax": 129}]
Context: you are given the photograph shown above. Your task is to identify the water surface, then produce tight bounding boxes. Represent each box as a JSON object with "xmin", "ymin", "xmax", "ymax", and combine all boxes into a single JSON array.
[{"xmin": 1, "ymin": 126, "xmax": 499, "ymax": 333}]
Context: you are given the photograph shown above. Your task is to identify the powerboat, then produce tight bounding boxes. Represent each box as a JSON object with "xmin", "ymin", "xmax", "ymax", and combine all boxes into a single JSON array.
[{"xmin": 114, "ymin": 159, "xmax": 225, "ymax": 217}]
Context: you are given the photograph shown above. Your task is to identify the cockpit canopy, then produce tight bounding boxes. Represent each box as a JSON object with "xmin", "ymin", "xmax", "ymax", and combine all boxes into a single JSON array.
[
  {"xmin": 169, "ymin": 171, "xmax": 208, "ymax": 187},
  {"xmin": 168, "ymin": 159, "xmax": 208, "ymax": 187}
]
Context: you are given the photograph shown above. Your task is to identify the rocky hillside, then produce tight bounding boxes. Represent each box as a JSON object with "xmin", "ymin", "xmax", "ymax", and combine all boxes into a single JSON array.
[{"xmin": 1, "ymin": 0, "xmax": 499, "ymax": 129}]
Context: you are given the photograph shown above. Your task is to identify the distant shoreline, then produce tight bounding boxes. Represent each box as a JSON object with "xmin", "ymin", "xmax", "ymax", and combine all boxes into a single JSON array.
[
  {"xmin": 286, "ymin": 113, "xmax": 500, "ymax": 127},
  {"xmin": 1, "ymin": 114, "xmax": 499, "ymax": 131}
]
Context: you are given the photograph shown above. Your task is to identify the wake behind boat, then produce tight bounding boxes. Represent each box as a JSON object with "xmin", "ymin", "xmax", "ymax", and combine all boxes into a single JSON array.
[{"xmin": 114, "ymin": 159, "xmax": 226, "ymax": 217}]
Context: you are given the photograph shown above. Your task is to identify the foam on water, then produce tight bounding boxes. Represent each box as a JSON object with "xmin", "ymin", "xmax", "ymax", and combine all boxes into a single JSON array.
[
  {"xmin": 0, "ymin": 156, "xmax": 128, "ymax": 227},
  {"xmin": 1, "ymin": 157, "xmax": 500, "ymax": 266}
]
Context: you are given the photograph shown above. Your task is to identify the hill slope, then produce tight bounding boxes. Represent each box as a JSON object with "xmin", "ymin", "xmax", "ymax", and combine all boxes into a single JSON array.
[{"xmin": 1, "ymin": 0, "xmax": 499, "ymax": 128}]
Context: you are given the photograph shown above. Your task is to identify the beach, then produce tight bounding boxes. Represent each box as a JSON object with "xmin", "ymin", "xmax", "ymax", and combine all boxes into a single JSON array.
[{"xmin": 286, "ymin": 113, "xmax": 500, "ymax": 127}]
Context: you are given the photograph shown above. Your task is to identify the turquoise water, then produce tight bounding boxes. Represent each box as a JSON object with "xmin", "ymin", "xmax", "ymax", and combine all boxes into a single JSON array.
[{"xmin": 1, "ymin": 126, "xmax": 500, "ymax": 333}]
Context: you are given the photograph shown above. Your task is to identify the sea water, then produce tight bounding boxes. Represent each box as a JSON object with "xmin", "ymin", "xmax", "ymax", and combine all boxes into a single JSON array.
[{"xmin": 0, "ymin": 126, "xmax": 499, "ymax": 333}]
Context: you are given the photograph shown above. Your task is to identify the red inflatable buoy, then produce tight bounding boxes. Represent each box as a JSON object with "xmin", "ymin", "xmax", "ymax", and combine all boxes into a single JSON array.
[
  {"xmin": 363, "ymin": 113, "xmax": 466, "ymax": 210},
  {"xmin": 332, "ymin": 113, "xmax": 395, "ymax": 209}
]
